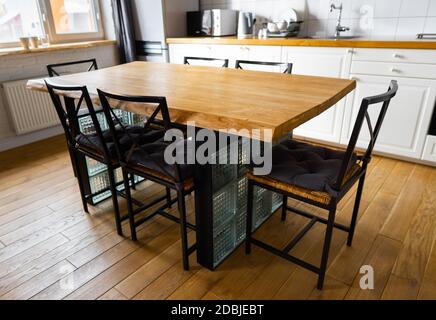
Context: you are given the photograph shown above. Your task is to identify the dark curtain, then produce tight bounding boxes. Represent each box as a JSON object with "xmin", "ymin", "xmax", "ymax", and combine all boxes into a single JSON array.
[{"xmin": 111, "ymin": 0, "xmax": 137, "ymax": 63}]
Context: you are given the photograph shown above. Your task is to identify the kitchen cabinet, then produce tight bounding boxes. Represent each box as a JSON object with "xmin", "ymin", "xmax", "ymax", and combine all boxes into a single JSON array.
[
  {"xmin": 169, "ymin": 44, "xmax": 282, "ymax": 68},
  {"xmin": 168, "ymin": 43, "xmax": 436, "ymax": 165},
  {"xmin": 341, "ymin": 74, "xmax": 436, "ymax": 159},
  {"xmin": 422, "ymin": 136, "xmax": 436, "ymax": 162},
  {"xmin": 284, "ymin": 47, "xmax": 352, "ymax": 144}
]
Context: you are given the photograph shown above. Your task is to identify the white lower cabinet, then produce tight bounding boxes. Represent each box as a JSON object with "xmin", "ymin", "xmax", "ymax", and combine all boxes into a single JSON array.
[
  {"xmin": 168, "ymin": 43, "xmax": 436, "ymax": 164},
  {"xmin": 169, "ymin": 44, "xmax": 282, "ymax": 69},
  {"xmin": 284, "ymin": 47, "xmax": 352, "ymax": 144},
  {"xmin": 341, "ymin": 74, "xmax": 436, "ymax": 160},
  {"xmin": 422, "ymin": 136, "xmax": 436, "ymax": 162}
]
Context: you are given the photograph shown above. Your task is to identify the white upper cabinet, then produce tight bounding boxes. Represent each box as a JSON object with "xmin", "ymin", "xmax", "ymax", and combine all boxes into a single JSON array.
[
  {"xmin": 284, "ymin": 47, "xmax": 352, "ymax": 144},
  {"xmin": 341, "ymin": 74, "xmax": 436, "ymax": 159}
]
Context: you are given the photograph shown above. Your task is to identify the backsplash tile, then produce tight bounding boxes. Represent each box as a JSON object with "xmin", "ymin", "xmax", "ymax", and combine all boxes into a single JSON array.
[{"xmin": 200, "ymin": 0, "xmax": 436, "ymax": 38}]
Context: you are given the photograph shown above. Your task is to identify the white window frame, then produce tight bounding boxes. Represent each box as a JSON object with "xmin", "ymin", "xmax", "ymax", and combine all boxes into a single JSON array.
[
  {"xmin": 39, "ymin": 0, "xmax": 104, "ymax": 44},
  {"xmin": 0, "ymin": 0, "xmax": 104, "ymax": 48}
]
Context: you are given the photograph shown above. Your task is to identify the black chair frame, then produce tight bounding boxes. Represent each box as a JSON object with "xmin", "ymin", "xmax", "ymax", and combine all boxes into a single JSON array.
[
  {"xmin": 47, "ymin": 59, "xmax": 98, "ymax": 77},
  {"xmin": 45, "ymin": 82, "xmax": 168, "ymax": 236},
  {"xmin": 235, "ymin": 60, "xmax": 293, "ymax": 74},
  {"xmin": 184, "ymin": 56, "xmax": 229, "ymax": 68},
  {"xmin": 245, "ymin": 80, "xmax": 398, "ymax": 289},
  {"xmin": 97, "ymin": 89, "xmax": 196, "ymax": 270}
]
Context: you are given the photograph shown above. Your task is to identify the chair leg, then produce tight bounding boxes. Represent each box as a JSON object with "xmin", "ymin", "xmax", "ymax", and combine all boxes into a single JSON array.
[
  {"xmin": 72, "ymin": 151, "xmax": 89, "ymax": 214},
  {"xmin": 317, "ymin": 205, "xmax": 337, "ymax": 290},
  {"xmin": 122, "ymin": 169, "xmax": 137, "ymax": 241},
  {"xmin": 166, "ymin": 187, "xmax": 172, "ymax": 209},
  {"xmin": 108, "ymin": 167, "xmax": 123, "ymax": 236},
  {"xmin": 281, "ymin": 195, "xmax": 288, "ymax": 221},
  {"xmin": 177, "ymin": 189, "xmax": 189, "ymax": 270},
  {"xmin": 130, "ymin": 173, "xmax": 136, "ymax": 190},
  {"xmin": 245, "ymin": 180, "xmax": 254, "ymax": 255},
  {"xmin": 347, "ymin": 174, "xmax": 366, "ymax": 247}
]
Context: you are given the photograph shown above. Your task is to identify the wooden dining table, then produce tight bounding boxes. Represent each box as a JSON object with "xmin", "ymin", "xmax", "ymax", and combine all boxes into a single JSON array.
[{"xmin": 27, "ymin": 61, "xmax": 356, "ymax": 269}]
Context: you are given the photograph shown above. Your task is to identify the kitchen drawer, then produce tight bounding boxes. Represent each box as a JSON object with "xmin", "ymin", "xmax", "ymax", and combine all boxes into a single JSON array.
[
  {"xmin": 351, "ymin": 61, "xmax": 436, "ymax": 79},
  {"xmin": 422, "ymin": 135, "xmax": 436, "ymax": 163},
  {"xmin": 352, "ymin": 48, "xmax": 436, "ymax": 64}
]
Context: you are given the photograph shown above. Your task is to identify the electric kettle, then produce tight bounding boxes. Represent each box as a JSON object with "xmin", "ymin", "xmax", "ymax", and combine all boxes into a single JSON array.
[{"xmin": 238, "ymin": 12, "xmax": 254, "ymax": 38}]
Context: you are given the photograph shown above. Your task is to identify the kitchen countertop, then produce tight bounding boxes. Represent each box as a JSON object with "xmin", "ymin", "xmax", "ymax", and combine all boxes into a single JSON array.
[{"xmin": 166, "ymin": 36, "xmax": 436, "ymax": 50}]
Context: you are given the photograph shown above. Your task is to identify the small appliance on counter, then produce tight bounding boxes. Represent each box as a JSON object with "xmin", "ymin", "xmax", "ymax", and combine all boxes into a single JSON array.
[
  {"xmin": 238, "ymin": 12, "xmax": 255, "ymax": 39},
  {"xmin": 187, "ymin": 9, "xmax": 238, "ymax": 37}
]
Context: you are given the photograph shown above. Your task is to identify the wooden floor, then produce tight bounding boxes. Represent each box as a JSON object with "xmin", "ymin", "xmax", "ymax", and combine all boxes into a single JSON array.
[{"xmin": 1, "ymin": 135, "xmax": 436, "ymax": 300}]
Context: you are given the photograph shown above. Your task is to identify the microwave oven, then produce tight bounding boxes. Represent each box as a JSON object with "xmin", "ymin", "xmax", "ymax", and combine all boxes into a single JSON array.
[{"xmin": 187, "ymin": 10, "xmax": 238, "ymax": 37}]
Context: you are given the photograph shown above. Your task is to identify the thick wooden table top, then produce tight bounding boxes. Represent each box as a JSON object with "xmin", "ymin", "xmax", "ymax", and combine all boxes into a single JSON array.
[{"xmin": 27, "ymin": 61, "xmax": 355, "ymax": 142}]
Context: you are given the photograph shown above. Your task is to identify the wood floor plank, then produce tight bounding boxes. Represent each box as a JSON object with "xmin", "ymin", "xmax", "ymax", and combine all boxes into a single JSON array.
[
  {"xmin": 0, "ymin": 207, "xmax": 54, "ymax": 238},
  {"xmin": 0, "ymin": 210, "xmax": 85, "ymax": 263},
  {"xmin": 98, "ymin": 288, "xmax": 128, "ymax": 300},
  {"xmin": 344, "ymin": 235, "xmax": 402, "ymax": 300},
  {"xmin": 64, "ymin": 223, "xmax": 182, "ymax": 300},
  {"xmin": 0, "ymin": 220, "xmax": 114, "ymax": 296},
  {"xmin": 115, "ymin": 232, "xmax": 196, "ymax": 299},
  {"xmin": 380, "ymin": 165, "xmax": 433, "ymax": 242},
  {"xmin": 417, "ymin": 242, "xmax": 436, "ymax": 299},
  {"xmin": 1, "ymin": 260, "xmax": 76, "ymax": 300},
  {"xmin": 1, "ymin": 137, "xmax": 436, "ymax": 300},
  {"xmin": 327, "ymin": 191, "xmax": 397, "ymax": 285},
  {"xmin": 386, "ymin": 170, "xmax": 436, "ymax": 294},
  {"xmin": 0, "ymin": 233, "xmax": 69, "ymax": 280},
  {"xmin": 0, "ymin": 178, "xmax": 77, "ymax": 216},
  {"xmin": 381, "ymin": 274, "xmax": 420, "ymax": 300},
  {"xmin": 133, "ymin": 254, "xmax": 199, "ymax": 300},
  {"xmin": 31, "ymin": 239, "xmax": 140, "ymax": 300},
  {"xmin": 307, "ymin": 276, "xmax": 349, "ymax": 300},
  {"xmin": 0, "ymin": 185, "xmax": 81, "ymax": 227}
]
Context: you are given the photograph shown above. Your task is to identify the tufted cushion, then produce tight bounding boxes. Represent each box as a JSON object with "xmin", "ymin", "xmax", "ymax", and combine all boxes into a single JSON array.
[
  {"xmin": 76, "ymin": 125, "xmax": 165, "ymax": 158},
  {"xmin": 128, "ymin": 138, "xmax": 194, "ymax": 183},
  {"xmin": 265, "ymin": 140, "xmax": 356, "ymax": 192}
]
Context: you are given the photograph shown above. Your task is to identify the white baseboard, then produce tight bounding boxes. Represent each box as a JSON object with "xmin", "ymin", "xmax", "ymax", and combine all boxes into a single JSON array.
[{"xmin": 0, "ymin": 126, "xmax": 63, "ymax": 152}]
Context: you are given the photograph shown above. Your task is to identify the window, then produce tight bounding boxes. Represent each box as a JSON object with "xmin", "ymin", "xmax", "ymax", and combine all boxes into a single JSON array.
[
  {"xmin": 0, "ymin": 0, "xmax": 44, "ymax": 47},
  {"xmin": 0, "ymin": 0, "xmax": 103, "ymax": 47}
]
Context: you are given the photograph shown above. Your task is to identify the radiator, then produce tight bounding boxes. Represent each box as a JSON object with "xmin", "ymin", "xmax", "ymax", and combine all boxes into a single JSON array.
[{"xmin": 2, "ymin": 78, "xmax": 59, "ymax": 135}]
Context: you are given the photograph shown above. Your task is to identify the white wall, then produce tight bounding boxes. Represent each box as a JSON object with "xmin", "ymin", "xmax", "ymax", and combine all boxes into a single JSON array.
[
  {"xmin": 201, "ymin": 0, "xmax": 436, "ymax": 39},
  {"xmin": 0, "ymin": 44, "xmax": 119, "ymax": 151}
]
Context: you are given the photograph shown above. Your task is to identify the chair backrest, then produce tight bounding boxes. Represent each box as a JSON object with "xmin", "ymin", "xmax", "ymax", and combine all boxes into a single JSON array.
[
  {"xmin": 45, "ymin": 81, "xmax": 111, "ymax": 160},
  {"xmin": 47, "ymin": 59, "xmax": 98, "ymax": 77},
  {"xmin": 333, "ymin": 80, "xmax": 399, "ymax": 191},
  {"xmin": 235, "ymin": 60, "xmax": 293, "ymax": 74},
  {"xmin": 97, "ymin": 90, "xmax": 184, "ymax": 183},
  {"xmin": 184, "ymin": 56, "xmax": 229, "ymax": 68}
]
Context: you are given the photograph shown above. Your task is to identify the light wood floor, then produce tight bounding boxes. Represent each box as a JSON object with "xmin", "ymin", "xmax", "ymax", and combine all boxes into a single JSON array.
[{"xmin": 1, "ymin": 135, "xmax": 436, "ymax": 300}]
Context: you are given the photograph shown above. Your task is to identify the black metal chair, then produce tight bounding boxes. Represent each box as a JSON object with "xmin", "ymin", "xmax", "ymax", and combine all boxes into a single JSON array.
[
  {"xmin": 245, "ymin": 80, "xmax": 398, "ymax": 289},
  {"xmin": 235, "ymin": 60, "xmax": 293, "ymax": 74},
  {"xmin": 47, "ymin": 59, "xmax": 98, "ymax": 77},
  {"xmin": 184, "ymin": 56, "xmax": 229, "ymax": 68},
  {"xmin": 45, "ymin": 81, "xmax": 168, "ymax": 237},
  {"xmin": 97, "ymin": 89, "xmax": 197, "ymax": 270}
]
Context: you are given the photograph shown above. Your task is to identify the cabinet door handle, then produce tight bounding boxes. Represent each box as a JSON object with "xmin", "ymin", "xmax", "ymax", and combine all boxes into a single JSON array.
[
  {"xmin": 392, "ymin": 53, "xmax": 402, "ymax": 59},
  {"xmin": 347, "ymin": 49, "xmax": 354, "ymax": 54},
  {"xmin": 390, "ymin": 67, "xmax": 400, "ymax": 73}
]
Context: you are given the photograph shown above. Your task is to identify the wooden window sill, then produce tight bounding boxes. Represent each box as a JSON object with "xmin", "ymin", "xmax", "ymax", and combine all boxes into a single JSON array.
[{"xmin": 0, "ymin": 40, "xmax": 117, "ymax": 58}]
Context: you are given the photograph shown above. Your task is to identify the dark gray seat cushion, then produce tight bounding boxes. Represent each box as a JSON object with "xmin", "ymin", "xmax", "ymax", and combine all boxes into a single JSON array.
[
  {"xmin": 128, "ymin": 139, "xmax": 194, "ymax": 182},
  {"xmin": 76, "ymin": 125, "xmax": 165, "ymax": 158},
  {"xmin": 266, "ymin": 140, "xmax": 356, "ymax": 192}
]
